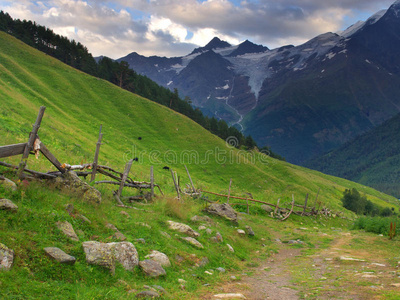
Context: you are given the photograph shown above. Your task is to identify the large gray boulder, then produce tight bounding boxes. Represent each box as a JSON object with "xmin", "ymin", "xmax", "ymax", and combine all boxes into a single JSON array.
[
  {"xmin": 52, "ymin": 171, "xmax": 101, "ymax": 204},
  {"xmin": 203, "ymin": 203, "xmax": 238, "ymax": 223},
  {"xmin": 139, "ymin": 259, "xmax": 166, "ymax": 277},
  {"xmin": 44, "ymin": 247, "xmax": 76, "ymax": 264},
  {"xmin": 0, "ymin": 243, "xmax": 14, "ymax": 271},
  {"xmin": 0, "ymin": 199, "xmax": 18, "ymax": 212},
  {"xmin": 167, "ymin": 221, "xmax": 199, "ymax": 238},
  {"xmin": 82, "ymin": 241, "xmax": 139, "ymax": 273}
]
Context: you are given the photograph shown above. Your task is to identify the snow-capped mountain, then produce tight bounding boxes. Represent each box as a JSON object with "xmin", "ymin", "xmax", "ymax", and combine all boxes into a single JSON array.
[{"xmin": 117, "ymin": 0, "xmax": 400, "ymax": 164}]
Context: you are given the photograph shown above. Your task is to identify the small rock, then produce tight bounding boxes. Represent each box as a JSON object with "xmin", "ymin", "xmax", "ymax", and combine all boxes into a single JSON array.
[
  {"xmin": 180, "ymin": 237, "xmax": 204, "ymax": 249},
  {"xmin": 213, "ymin": 293, "xmax": 246, "ymax": 299},
  {"xmin": 178, "ymin": 279, "xmax": 186, "ymax": 284},
  {"xmin": 152, "ymin": 285, "xmax": 167, "ymax": 295},
  {"xmin": 216, "ymin": 267, "xmax": 226, "ymax": 273},
  {"xmin": 106, "ymin": 223, "xmax": 118, "ymax": 231},
  {"xmin": 0, "ymin": 177, "xmax": 17, "ymax": 191},
  {"xmin": 340, "ymin": 256, "xmax": 366, "ymax": 262},
  {"xmin": 56, "ymin": 221, "xmax": 79, "ymax": 241},
  {"xmin": 0, "ymin": 199, "xmax": 18, "ymax": 213},
  {"xmin": 113, "ymin": 231, "xmax": 127, "ymax": 241},
  {"xmin": 205, "ymin": 270, "xmax": 213, "ymax": 275},
  {"xmin": 44, "ymin": 247, "xmax": 76, "ymax": 264},
  {"xmin": 136, "ymin": 238, "xmax": 146, "ymax": 244},
  {"xmin": 135, "ymin": 290, "xmax": 160, "ymax": 298},
  {"xmin": 65, "ymin": 203, "xmax": 74, "ymax": 214},
  {"xmin": 261, "ymin": 204, "xmax": 273, "ymax": 213},
  {"xmin": 167, "ymin": 221, "xmax": 199, "ymax": 238},
  {"xmin": 78, "ymin": 214, "xmax": 91, "ymax": 224},
  {"xmin": 191, "ymin": 215, "xmax": 212, "ymax": 223},
  {"xmin": 215, "ymin": 232, "xmax": 223, "ymax": 242},
  {"xmin": 237, "ymin": 229, "xmax": 246, "ymax": 236},
  {"xmin": 230, "ymin": 276, "xmax": 237, "ymax": 280},
  {"xmin": 245, "ymin": 225, "xmax": 254, "ymax": 236},
  {"xmin": 206, "ymin": 228, "xmax": 213, "ymax": 235},
  {"xmin": 371, "ymin": 263, "xmax": 386, "ymax": 267},
  {"xmin": 137, "ymin": 222, "xmax": 151, "ymax": 228},
  {"xmin": 199, "ymin": 257, "xmax": 209, "ymax": 267},
  {"xmin": 139, "ymin": 260, "xmax": 166, "ymax": 277},
  {"xmin": 145, "ymin": 250, "xmax": 171, "ymax": 267},
  {"xmin": 227, "ymin": 244, "xmax": 234, "ymax": 252},
  {"xmin": 160, "ymin": 231, "xmax": 171, "ymax": 238},
  {"xmin": 175, "ymin": 254, "xmax": 185, "ymax": 263},
  {"xmin": 199, "ymin": 226, "xmax": 207, "ymax": 231},
  {"xmin": 0, "ymin": 243, "xmax": 14, "ymax": 271}
]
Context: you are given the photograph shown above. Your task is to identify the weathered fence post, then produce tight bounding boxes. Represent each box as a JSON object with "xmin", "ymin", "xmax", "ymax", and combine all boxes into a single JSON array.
[
  {"xmin": 150, "ymin": 166, "xmax": 154, "ymax": 199},
  {"xmin": 115, "ymin": 159, "xmax": 133, "ymax": 205},
  {"xmin": 17, "ymin": 106, "xmax": 46, "ymax": 178},
  {"xmin": 184, "ymin": 164, "xmax": 195, "ymax": 193},
  {"xmin": 274, "ymin": 198, "xmax": 281, "ymax": 216},
  {"xmin": 302, "ymin": 193, "xmax": 309, "ymax": 216},
  {"xmin": 91, "ymin": 125, "xmax": 103, "ymax": 182},
  {"xmin": 170, "ymin": 169, "xmax": 180, "ymax": 200},
  {"xmin": 227, "ymin": 178, "xmax": 232, "ymax": 204}
]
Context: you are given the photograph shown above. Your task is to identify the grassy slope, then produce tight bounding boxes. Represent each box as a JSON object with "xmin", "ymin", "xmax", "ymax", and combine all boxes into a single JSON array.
[
  {"xmin": 0, "ymin": 32, "xmax": 399, "ymax": 298},
  {"xmin": 0, "ymin": 32, "xmax": 396, "ymax": 210}
]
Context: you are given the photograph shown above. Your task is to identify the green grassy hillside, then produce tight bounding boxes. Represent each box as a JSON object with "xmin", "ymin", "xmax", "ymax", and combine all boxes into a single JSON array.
[{"xmin": 0, "ymin": 31, "xmax": 399, "ymax": 299}]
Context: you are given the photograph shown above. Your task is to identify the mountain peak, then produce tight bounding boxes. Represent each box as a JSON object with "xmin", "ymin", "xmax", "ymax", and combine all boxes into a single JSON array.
[
  {"xmin": 228, "ymin": 39, "xmax": 269, "ymax": 57},
  {"xmin": 190, "ymin": 37, "xmax": 231, "ymax": 55}
]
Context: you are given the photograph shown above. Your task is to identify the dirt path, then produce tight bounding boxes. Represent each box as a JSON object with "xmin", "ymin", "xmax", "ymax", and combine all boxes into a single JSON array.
[{"xmin": 201, "ymin": 230, "xmax": 400, "ymax": 300}]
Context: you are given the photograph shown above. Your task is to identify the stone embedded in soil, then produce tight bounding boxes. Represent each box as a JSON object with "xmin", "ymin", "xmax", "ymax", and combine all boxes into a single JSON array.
[
  {"xmin": 135, "ymin": 290, "xmax": 160, "ymax": 298},
  {"xmin": 56, "ymin": 221, "xmax": 79, "ymax": 241},
  {"xmin": 180, "ymin": 237, "xmax": 204, "ymax": 249},
  {"xmin": 213, "ymin": 293, "xmax": 246, "ymax": 299},
  {"xmin": 145, "ymin": 250, "xmax": 171, "ymax": 267},
  {"xmin": 139, "ymin": 260, "xmax": 166, "ymax": 277},
  {"xmin": 44, "ymin": 247, "xmax": 76, "ymax": 264},
  {"xmin": 0, "ymin": 199, "xmax": 18, "ymax": 212},
  {"xmin": 0, "ymin": 243, "xmax": 14, "ymax": 271},
  {"xmin": 167, "ymin": 220, "xmax": 200, "ymax": 238}
]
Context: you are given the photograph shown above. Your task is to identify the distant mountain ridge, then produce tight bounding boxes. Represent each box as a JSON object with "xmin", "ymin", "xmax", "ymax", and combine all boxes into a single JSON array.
[{"xmin": 117, "ymin": 0, "xmax": 400, "ymax": 164}]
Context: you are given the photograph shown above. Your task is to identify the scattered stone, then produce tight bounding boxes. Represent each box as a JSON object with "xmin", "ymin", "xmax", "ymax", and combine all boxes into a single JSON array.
[
  {"xmin": 120, "ymin": 211, "xmax": 130, "ymax": 218},
  {"xmin": 152, "ymin": 285, "xmax": 167, "ymax": 295},
  {"xmin": 56, "ymin": 221, "xmax": 79, "ymax": 241},
  {"xmin": 44, "ymin": 247, "xmax": 76, "ymax": 264},
  {"xmin": 113, "ymin": 231, "xmax": 127, "ymax": 241},
  {"xmin": 191, "ymin": 215, "xmax": 212, "ymax": 223},
  {"xmin": 160, "ymin": 231, "xmax": 171, "ymax": 239},
  {"xmin": 0, "ymin": 177, "xmax": 17, "ymax": 191},
  {"xmin": 213, "ymin": 293, "xmax": 246, "ymax": 299},
  {"xmin": 245, "ymin": 225, "xmax": 255, "ymax": 236},
  {"xmin": 216, "ymin": 232, "xmax": 223, "ymax": 242},
  {"xmin": 135, "ymin": 290, "xmax": 160, "ymax": 298},
  {"xmin": 199, "ymin": 257, "xmax": 209, "ymax": 267},
  {"xmin": 0, "ymin": 243, "xmax": 14, "ymax": 271},
  {"xmin": 78, "ymin": 214, "xmax": 91, "ymax": 224},
  {"xmin": 145, "ymin": 250, "xmax": 171, "ymax": 267},
  {"xmin": 287, "ymin": 240, "xmax": 304, "ymax": 245},
  {"xmin": 180, "ymin": 237, "xmax": 204, "ymax": 249},
  {"xmin": 227, "ymin": 244, "xmax": 234, "ymax": 252},
  {"xmin": 206, "ymin": 228, "xmax": 213, "ymax": 235},
  {"xmin": 106, "ymin": 223, "xmax": 118, "ymax": 231},
  {"xmin": 216, "ymin": 267, "xmax": 226, "ymax": 273},
  {"xmin": 340, "ymin": 256, "xmax": 366, "ymax": 262},
  {"xmin": 362, "ymin": 274, "xmax": 377, "ymax": 278},
  {"xmin": 230, "ymin": 276, "xmax": 237, "ymax": 280},
  {"xmin": 82, "ymin": 241, "xmax": 139, "ymax": 273},
  {"xmin": 51, "ymin": 171, "xmax": 101, "ymax": 204},
  {"xmin": 237, "ymin": 229, "xmax": 246, "ymax": 236},
  {"xmin": 391, "ymin": 283, "xmax": 400, "ymax": 287},
  {"xmin": 204, "ymin": 203, "xmax": 238, "ymax": 224},
  {"xmin": 261, "ymin": 204, "xmax": 273, "ymax": 213},
  {"xmin": 198, "ymin": 226, "xmax": 207, "ymax": 231},
  {"xmin": 371, "ymin": 263, "xmax": 386, "ymax": 267},
  {"xmin": 136, "ymin": 222, "xmax": 151, "ymax": 228},
  {"xmin": 178, "ymin": 279, "xmax": 186, "ymax": 284},
  {"xmin": 136, "ymin": 238, "xmax": 146, "ymax": 244},
  {"xmin": 175, "ymin": 254, "xmax": 185, "ymax": 263},
  {"xmin": 82, "ymin": 241, "xmax": 115, "ymax": 272},
  {"xmin": 167, "ymin": 221, "xmax": 199, "ymax": 238},
  {"xmin": 65, "ymin": 203, "xmax": 74, "ymax": 214},
  {"xmin": 0, "ymin": 199, "xmax": 18, "ymax": 213},
  {"xmin": 205, "ymin": 270, "xmax": 213, "ymax": 275},
  {"xmin": 139, "ymin": 260, "xmax": 166, "ymax": 277}
]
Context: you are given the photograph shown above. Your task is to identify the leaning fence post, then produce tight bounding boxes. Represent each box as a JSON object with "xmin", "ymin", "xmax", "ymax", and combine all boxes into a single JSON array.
[
  {"xmin": 150, "ymin": 166, "xmax": 154, "ymax": 199},
  {"xmin": 116, "ymin": 159, "xmax": 133, "ymax": 203},
  {"xmin": 302, "ymin": 193, "xmax": 309, "ymax": 216},
  {"xmin": 184, "ymin": 164, "xmax": 195, "ymax": 193},
  {"xmin": 18, "ymin": 106, "xmax": 46, "ymax": 179},
  {"xmin": 227, "ymin": 178, "xmax": 232, "ymax": 204},
  {"xmin": 91, "ymin": 125, "xmax": 103, "ymax": 182},
  {"xmin": 170, "ymin": 169, "xmax": 181, "ymax": 200}
]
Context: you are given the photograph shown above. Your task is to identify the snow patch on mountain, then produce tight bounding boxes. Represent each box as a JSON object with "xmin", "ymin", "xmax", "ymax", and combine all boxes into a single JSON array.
[{"xmin": 338, "ymin": 9, "xmax": 386, "ymax": 37}]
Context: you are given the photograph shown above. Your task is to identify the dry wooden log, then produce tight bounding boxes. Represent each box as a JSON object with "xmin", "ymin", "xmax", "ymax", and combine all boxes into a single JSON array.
[
  {"xmin": 201, "ymin": 190, "xmax": 279, "ymax": 208},
  {"xmin": 281, "ymin": 194, "xmax": 295, "ymax": 221},
  {"xmin": 94, "ymin": 180, "xmax": 152, "ymax": 189},
  {"xmin": 0, "ymin": 161, "xmax": 56, "ymax": 179}
]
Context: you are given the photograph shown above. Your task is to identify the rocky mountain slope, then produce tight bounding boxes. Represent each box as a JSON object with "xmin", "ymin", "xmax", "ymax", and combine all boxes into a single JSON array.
[{"xmin": 118, "ymin": 0, "xmax": 400, "ymax": 164}]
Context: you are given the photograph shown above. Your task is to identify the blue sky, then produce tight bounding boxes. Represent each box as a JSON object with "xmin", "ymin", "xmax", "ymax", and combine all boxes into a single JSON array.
[{"xmin": 0, "ymin": 0, "xmax": 395, "ymax": 58}]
